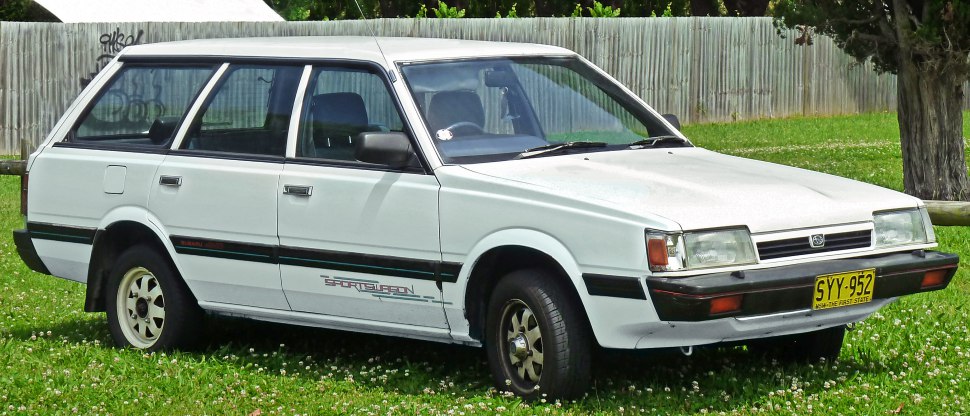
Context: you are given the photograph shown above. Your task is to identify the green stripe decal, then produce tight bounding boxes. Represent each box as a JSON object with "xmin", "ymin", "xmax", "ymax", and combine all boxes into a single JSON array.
[
  {"xmin": 372, "ymin": 294, "xmax": 429, "ymax": 302},
  {"xmin": 279, "ymin": 256, "xmax": 436, "ymax": 276}
]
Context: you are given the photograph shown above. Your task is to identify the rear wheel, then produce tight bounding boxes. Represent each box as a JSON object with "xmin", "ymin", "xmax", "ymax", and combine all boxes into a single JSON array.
[
  {"xmin": 106, "ymin": 245, "xmax": 202, "ymax": 351},
  {"xmin": 485, "ymin": 269, "xmax": 591, "ymax": 400},
  {"xmin": 747, "ymin": 325, "xmax": 846, "ymax": 362}
]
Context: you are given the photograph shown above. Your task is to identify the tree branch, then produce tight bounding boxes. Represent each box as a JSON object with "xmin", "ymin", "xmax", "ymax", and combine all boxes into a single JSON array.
[{"xmin": 832, "ymin": 15, "xmax": 880, "ymax": 26}]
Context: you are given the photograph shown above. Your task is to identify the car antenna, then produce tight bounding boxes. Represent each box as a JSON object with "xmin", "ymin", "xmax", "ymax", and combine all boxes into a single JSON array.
[{"xmin": 352, "ymin": 0, "xmax": 390, "ymax": 62}]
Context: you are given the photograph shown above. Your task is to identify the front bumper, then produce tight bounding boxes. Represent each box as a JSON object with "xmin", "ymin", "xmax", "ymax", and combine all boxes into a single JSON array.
[
  {"xmin": 13, "ymin": 229, "xmax": 51, "ymax": 275},
  {"xmin": 646, "ymin": 250, "xmax": 958, "ymax": 321}
]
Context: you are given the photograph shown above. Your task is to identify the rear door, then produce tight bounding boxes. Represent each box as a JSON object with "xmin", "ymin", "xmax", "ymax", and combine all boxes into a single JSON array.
[
  {"xmin": 28, "ymin": 64, "xmax": 216, "ymax": 282},
  {"xmin": 149, "ymin": 63, "xmax": 304, "ymax": 310},
  {"xmin": 277, "ymin": 64, "xmax": 449, "ymax": 328}
]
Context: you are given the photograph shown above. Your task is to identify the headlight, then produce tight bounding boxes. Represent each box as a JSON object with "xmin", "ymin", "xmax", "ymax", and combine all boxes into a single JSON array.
[
  {"xmin": 646, "ymin": 228, "xmax": 756, "ymax": 272},
  {"xmin": 873, "ymin": 208, "xmax": 934, "ymax": 248}
]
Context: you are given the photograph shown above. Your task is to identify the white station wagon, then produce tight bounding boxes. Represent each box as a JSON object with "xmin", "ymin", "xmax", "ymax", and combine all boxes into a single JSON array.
[{"xmin": 14, "ymin": 37, "xmax": 959, "ymax": 399}]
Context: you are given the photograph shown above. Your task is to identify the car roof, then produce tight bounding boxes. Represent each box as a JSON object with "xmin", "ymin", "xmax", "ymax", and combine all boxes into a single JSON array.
[{"xmin": 119, "ymin": 36, "xmax": 576, "ymax": 63}]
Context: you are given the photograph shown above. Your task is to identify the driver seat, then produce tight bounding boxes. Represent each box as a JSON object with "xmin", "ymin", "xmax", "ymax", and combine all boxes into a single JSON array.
[{"xmin": 426, "ymin": 91, "xmax": 485, "ymax": 134}]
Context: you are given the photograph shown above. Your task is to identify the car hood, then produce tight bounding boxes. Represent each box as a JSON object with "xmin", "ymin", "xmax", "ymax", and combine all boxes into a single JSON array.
[{"xmin": 459, "ymin": 147, "xmax": 920, "ymax": 233}]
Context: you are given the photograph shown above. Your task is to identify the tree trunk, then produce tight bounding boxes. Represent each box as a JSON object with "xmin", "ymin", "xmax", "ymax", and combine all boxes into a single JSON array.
[{"xmin": 895, "ymin": 65, "xmax": 970, "ymax": 201}]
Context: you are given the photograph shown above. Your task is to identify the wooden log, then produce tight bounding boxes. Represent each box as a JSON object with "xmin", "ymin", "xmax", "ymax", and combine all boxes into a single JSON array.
[
  {"xmin": 924, "ymin": 200, "xmax": 970, "ymax": 226},
  {"xmin": 0, "ymin": 159, "xmax": 26, "ymax": 176}
]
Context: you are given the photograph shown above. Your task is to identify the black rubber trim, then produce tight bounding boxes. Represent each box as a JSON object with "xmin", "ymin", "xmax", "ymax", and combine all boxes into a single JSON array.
[
  {"xmin": 582, "ymin": 273, "xmax": 646, "ymax": 299},
  {"xmin": 284, "ymin": 157, "xmax": 427, "ymax": 175},
  {"xmin": 438, "ymin": 262, "xmax": 462, "ymax": 284},
  {"xmin": 25, "ymin": 222, "xmax": 97, "ymax": 244},
  {"xmin": 52, "ymin": 141, "xmax": 171, "ymax": 154},
  {"xmin": 171, "ymin": 235, "xmax": 277, "ymax": 264},
  {"xmin": 167, "ymin": 149, "xmax": 286, "ymax": 164},
  {"xmin": 12, "ymin": 229, "xmax": 51, "ymax": 275},
  {"xmin": 646, "ymin": 250, "xmax": 960, "ymax": 321},
  {"xmin": 279, "ymin": 246, "xmax": 442, "ymax": 281},
  {"xmin": 169, "ymin": 235, "xmax": 461, "ymax": 283}
]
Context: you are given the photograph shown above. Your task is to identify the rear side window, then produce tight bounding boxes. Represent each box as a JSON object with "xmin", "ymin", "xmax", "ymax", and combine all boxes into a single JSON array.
[
  {"xmin": 72, "ymin": 65, "xmax": 215, "ymax": 147},
  {"xmin": 181, "ymin": 65, "xmax": 303, "ymax": 157}
]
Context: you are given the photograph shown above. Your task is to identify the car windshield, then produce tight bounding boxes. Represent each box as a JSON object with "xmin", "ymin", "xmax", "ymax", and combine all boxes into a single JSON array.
[{"xmin": 400, "ymin": 56, "xmax": 687, "ymax": 164}]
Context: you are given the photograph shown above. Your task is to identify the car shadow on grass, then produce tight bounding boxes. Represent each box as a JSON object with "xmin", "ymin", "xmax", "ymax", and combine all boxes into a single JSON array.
[
  {"xmin": 6, "ymin": 314, "xmax": 894, "ymax": 412},
  {"xmin": 195, "ymin": 315, "xmax": 892, "ymax": 411}
]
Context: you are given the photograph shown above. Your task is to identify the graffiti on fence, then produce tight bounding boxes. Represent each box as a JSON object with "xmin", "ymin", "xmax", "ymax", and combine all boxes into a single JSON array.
[{"xmin": 80, "ymin": 27, "xmax": 145, "ymax": 88}]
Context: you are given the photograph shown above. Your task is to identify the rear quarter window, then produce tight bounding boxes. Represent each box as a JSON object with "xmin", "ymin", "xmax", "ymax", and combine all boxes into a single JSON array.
[{"xmin": 70, "ymin": 65, "xmax": 216, "ymax": 148}]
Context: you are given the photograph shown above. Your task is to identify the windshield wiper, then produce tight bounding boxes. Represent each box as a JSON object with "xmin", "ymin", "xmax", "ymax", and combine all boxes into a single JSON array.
[
  {"xmin": 627, "ymin": 135, "xmax": 690, "ymax": 148},
  {"xmin": 515, "ymin": 141, "xmax": 608, "ymax": 159}
]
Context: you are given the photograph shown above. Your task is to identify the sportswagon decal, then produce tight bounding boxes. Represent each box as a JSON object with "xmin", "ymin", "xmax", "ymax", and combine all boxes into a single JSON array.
[{"xmin": 322, "ymin": 275, "xmax": 452, "ymax": 304}]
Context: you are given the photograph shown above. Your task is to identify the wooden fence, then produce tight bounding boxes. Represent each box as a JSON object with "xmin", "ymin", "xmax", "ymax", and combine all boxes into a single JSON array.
[{"xmin": 2, "ymin": 18, "xmax": 969, "ymax": 155}]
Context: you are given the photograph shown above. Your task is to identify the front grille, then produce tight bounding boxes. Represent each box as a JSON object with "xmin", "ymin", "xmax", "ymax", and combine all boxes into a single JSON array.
[{"xmin": 756, "ymin": 230, "xmax": 871, "ymax": 260}]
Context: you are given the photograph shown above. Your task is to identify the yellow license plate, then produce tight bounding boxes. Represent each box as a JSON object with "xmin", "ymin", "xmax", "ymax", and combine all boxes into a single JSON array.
[{"xmin": 812, "ymin": 268, "xmax": 875, "ymax": 310}]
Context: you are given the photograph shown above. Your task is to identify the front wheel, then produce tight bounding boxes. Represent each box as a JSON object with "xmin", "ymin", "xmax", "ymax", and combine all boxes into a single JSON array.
[
  {"xmin": 485, "ymin": 269, "xmax": 591, "ymax": 400},
  {"xmin": 106, "ymin": 245, "xmax": 202, "ymax": 351}
]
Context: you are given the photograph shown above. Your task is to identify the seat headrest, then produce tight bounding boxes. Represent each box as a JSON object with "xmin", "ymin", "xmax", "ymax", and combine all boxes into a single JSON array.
[
  {"xmin": 310, "ymin": 92, "xmax": 369, "ymax": 129},
  {"xmin": 148, "ymin": 116, "xmax": 181, "ymax": 145}
]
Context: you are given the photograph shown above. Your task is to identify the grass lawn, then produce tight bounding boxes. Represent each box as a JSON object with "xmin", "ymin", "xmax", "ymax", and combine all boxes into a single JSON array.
[{"xmin": 1, "ymin": 112, "xmax": 969, "ymax": 415}]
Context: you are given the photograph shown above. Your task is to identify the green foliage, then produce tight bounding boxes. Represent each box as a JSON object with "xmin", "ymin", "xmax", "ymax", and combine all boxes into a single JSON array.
[
  {"xmin": 414, "ymin": 3, "xmax": 428, "ymax": 18},
  {"xmin": 587, "ymin": 0, "xmax": 621, "ymax": 17},
  {"xmin": 431, "ymin": 1, "xmax": 465, "ymax": 18},
  {"xmin": 265, "ymin": 0, "xmax": 348, "ymax": 20},
  {"xmin": 495, "ymin": 3, "xmax": 519, "ymax": 18},
  {"xmin": 570, "ymin": 3, "xmax": 583, "ymax": 17},
  {"xmin": 662, "ymin": 3, "xmax": 674, "ymax": 16},
  {"xmin": 774, "ymin": 0, "xmax": 970, "ymax": 77},
  {"xmin": 0, "ymin": 0, "xmax": 57, "ymax": 21}
]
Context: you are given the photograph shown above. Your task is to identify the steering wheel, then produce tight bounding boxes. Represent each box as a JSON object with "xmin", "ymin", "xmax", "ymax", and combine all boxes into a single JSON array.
[{"xmin": 443, "ymin": 121, "xmax": 485, "ymax": 136}]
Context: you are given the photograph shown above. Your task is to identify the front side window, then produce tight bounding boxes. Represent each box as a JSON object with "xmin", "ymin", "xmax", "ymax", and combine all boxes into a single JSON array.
[
  {"xmin": 72, "ymin": 65, "xmax": 215, "ymax": 147},
  {"xmin": 296, "ymin": 66, "xmax": 406, "ymax": 161},
  {"xmin": 182, "ymin": 65, "xmax": 303, "ymax": 157},
  {"xmin": 400, "ymin": 57, "xmax": 684, "ymax": 164}
]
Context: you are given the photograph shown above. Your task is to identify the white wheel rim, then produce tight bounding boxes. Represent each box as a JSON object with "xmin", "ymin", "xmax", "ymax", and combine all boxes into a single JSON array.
[
  {"xmin": 115, "ymin": 266, "xmax": 165, "ymax": 348},
  {"xmin": 502, "ymin": 299, "xmax": 543, "ymax": 385}
]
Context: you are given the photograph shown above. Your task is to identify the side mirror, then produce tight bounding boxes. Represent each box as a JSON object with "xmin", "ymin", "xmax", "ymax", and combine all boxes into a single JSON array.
[
  {"xmin": 662, "ymin": 114, "xmax": 681, "ymax": 130},
  {"xmin": 356, "ymin": 132, "xmax": 414, "ymax": 168}
]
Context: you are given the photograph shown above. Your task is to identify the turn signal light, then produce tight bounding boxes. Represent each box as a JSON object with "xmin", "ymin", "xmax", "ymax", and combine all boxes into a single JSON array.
[
  {"xmin": 709, "ymin": 295, "xmax": 743, "ymax": 315},
  {"xmin": 921, "ymin": 270, "xmax": 947, "ymax": 289},
  {"xmin": 647, "ymin": 238, "xmax": 668, "ymax": 267}
]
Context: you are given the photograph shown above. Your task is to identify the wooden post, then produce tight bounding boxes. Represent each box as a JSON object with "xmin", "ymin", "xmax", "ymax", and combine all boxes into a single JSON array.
[
  {"xmin": 924, "ymin": 200, "xmax": 970, "ymax": 226},
  {"xmin": 0, "ymin": 160, "xmax": 26, "ymax": 175}
]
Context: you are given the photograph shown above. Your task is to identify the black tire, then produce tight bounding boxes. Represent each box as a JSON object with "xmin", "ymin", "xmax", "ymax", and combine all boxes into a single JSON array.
[
  {"xmin": 105, "ymin": 245, "xmax": 202, "ymax": 351},
  {"xmin": 485, "ymin": 268, "xmax": 591, "ymax": 400},
  {"xmin": 747, "ymin": 325, "xmax": 846, "ymax": 362}
]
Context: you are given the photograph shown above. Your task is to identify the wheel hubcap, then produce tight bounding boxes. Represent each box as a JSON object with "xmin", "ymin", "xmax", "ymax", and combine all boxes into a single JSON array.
[
  {"xmin": 116, "ymin": 267, "xmax": 166, "ymax": 348},
  {"xmin": 135, "ymin": 297, "xmax": 149, "ymax": 318},
  {"xmin": 509, "ymin": 334, "xmax": 530, "ymax": 360},
  {"xmin": 502, "ymin": 300, "xmax": 543, "ymax": 385}
]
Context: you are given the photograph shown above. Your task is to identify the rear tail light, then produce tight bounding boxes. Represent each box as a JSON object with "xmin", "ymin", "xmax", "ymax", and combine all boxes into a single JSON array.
[
  {"xmin": 921, "ymin": 270, "xmax": 947, "ymax": 289},
  {"xmin": 709, "ymin": 294, "xmax": 743, "ymax": 315},
  {"xmin": 20, "ymin": 173, "xmax": 28, "ymax": 216}
]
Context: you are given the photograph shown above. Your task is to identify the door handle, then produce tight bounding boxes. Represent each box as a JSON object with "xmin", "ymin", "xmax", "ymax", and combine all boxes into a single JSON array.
[
  {"xmin": 283, "ymin": 185, "xmax": 312, "ymax": 196},
  {"xmin": 159, "ymin": 175, "xmax": 182, "ymax": 187}
]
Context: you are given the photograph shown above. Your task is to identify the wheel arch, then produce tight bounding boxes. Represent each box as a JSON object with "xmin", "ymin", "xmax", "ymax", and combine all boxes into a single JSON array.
[
  {"xmin": 85, "ymin": 213, "xmax": 178, "ymax": 312},
  {"xmin": 459, "ymin": 230, "xmax": 594, "ymax": 344}
]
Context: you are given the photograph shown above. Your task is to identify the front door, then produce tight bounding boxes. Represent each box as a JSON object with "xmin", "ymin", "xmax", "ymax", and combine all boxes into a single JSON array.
[{"xmin": 277, "ymin": 64, "xmax": 448, "ymax": 328}]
